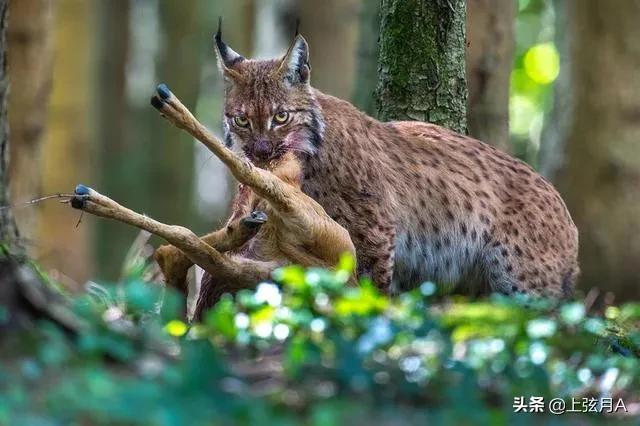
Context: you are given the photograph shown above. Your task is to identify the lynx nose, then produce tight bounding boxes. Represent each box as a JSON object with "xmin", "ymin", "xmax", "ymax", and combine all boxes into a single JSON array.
[{"xmin": 253, "ymin": 139, "xmax": 272, "ymax": 160}]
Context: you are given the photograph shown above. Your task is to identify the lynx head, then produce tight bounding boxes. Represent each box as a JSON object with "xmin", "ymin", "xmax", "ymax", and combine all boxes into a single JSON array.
[{"xmin": 214, "ymin": 21, "xmax": 324, "ymax": 165}]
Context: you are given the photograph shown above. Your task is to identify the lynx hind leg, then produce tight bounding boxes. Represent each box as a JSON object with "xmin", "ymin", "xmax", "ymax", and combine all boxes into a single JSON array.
[{"xmin": 483, "ymin": 238, "xmax": 575, "ymax": 299}]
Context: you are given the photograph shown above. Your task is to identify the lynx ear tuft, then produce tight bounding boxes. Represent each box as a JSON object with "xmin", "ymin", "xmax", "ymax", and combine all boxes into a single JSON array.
[
  {"xmin": 214, "ymin": 17, "xmax": 245, "ymax": 81},
  {"xmin": 275, "ymin": 34, "xmax": 310, "ymax": 85}
]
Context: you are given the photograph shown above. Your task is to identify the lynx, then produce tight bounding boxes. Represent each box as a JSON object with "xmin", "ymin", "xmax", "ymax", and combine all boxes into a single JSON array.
[
  {"xmin": 70, "ymin": 84, "xmax": 355, "ymax": 320},
  {"xmin": 198, "ymin": 26, "xmax": 579, "ymax": 300}
]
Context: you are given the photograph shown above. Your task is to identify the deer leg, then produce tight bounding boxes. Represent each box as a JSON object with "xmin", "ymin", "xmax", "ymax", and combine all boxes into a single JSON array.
[
  {"xmin": 70, "ymin": 185, "xmax": 262, "ymax": 294},
  {"xmin": 150, "ymin": 85, "xmax": 295, "ymax": 212},
  {"xmin": 193, "ymin": 256, "xmax": 284, "ymax": 321},
  {"xmin": 154, "ymin": 210, "xmax": 267, "ymax": 293}
]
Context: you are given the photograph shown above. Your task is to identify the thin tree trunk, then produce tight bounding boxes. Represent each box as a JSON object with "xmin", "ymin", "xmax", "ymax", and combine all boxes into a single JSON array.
[
  {"xmin": 38, "ymin": 0, "xmax": 94, "ymax": 285},
  {"xmin": 466, "ymin": 0, "xmax": 514, "ymax": 151},
  {"xmin": 352, "ymin": 0, "xmax": 381, "ymax": 116},
  {"xmin": 145, "ymin": 1, "xmax": 202, "ymax": 226},
  {"xmin": 548, "ymin": 0, "xmax": 640, "ymax": 299},
  {"xmin": 94, "ymin": 0, "xmax": 132, "ymax": 279},
  {"xmin": 94, "ymin": 1, "xmax": 204, "ymax": 280},
  {"xmin": 0, "ymin": 0, "xmax": 20, "ymax": 252},
  {"xmin": 376, "ymin": 0, "xmax": 467, "ymax": 133},
  {"xmin": 538, "ymin": 0, "xmax": 568, "ymax": 179},
  {"xmin": 222, "ymin": 0, "xmax": 254, "ymax": 218},
  {"xmin": 7, "ymin": 0, "xmax": 54, "ymax": 249},
  {"xmin": 296, "ymin": 0, "xmax": 361, "ymax": 100}
]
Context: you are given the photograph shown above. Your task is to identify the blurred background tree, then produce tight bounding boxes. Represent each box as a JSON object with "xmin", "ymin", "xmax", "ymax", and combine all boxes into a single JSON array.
[
  {"xmin": 466, "ymin": 0, "xmax": 515, "ymax": 152},
  {"xmin": 7, "ymin": 0, "xmax": 53, "ymax": 249},
  {"xmin": 0, "ymin": 0, "xmax": 19, "ymax": 251},
  {"xmin": 2, "ymin": 0, "xmax": 639, "ymax": 299},
  {"xmin": 37, "ymin": 0, "xmax": 94, "ymax": 286},
  {"xmin": 93, "ymin": 0, "xmax": 209, "ymax": 279},
  {"xmin": 352, "ymin": 0, "xmax": 380, "ymax": 116},
  {"xmin": 510, "ymin": 0, "xmax": 558, "ymax": 165},
  {"xmin": 542, "ymin": 0, "xmax": 640, "ymax": 301},
  {"xmin": 94, "ymin": 0, "xmax": 132, "ymax": 280}
]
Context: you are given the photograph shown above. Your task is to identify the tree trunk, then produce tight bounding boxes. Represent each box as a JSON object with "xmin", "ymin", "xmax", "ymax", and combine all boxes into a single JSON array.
[
  {"xmin": 376, "ymin": 0, "xmax": 467, "ymax": 133},
  {"xmin": 548, "ymin": 0, "xmax": 640, "ymax": 299},
  {"xmin": 0, "ymin": 0, "xmax": 20, "ymax": 252},
  {"xmin": 7, "ymin": 0, "xmax": 54, "ymax": 249},
  {"xmin": 466, "ymin": 0, "xmax": 514, "ymax": 151},
  {"xmin": 352, "ymin": 0, "xmax": 381, "ymax": 116},
  {"xmin": 296, "ymin": 0, "xmax": 361, "ymax": 100},
  {"xmin": 37, "ymin": 0, "xmax": 94, "ymax": 285},
  {"xmin": 93, "ymin": 0, "xmax": 132, "ymax": 279},
  {"xmin": 538, "ymin": 0, "xmax": 568, "ymax": 179},
  {"xmin": 93, "ymin": 0, "xmax": 204, "ymax": 280},
  {"xmin": 145, "ymin": 1, "xmax": 202, "ymax": 226}
]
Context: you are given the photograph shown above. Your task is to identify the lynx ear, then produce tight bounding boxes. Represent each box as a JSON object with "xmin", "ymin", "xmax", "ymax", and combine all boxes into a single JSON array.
[
  {"xmin": 214, "ymin": 17, "xmax": 245, "ymax": 82},
  {"xmin": 274, "ymin": 34, "xmax": 310, "ymax": 85}
]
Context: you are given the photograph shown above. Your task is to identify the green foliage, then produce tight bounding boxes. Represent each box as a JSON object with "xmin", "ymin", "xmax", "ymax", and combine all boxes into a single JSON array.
[
  {"xmin": 510, "ymin": 0, "xmax": 559, "ymax": 164},
  {"xmin": 1, "ymin": 256, "xmax": 639, "ymax": 424}
]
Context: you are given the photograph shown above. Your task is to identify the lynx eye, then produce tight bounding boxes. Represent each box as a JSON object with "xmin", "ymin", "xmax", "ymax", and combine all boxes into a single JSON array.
[
  {"xmin": 233, "ymin": 116, "xmax": 250, "ymax": 128},
  {"xmin": 273, "ymin": 111, "xmax": 290, "ymax": 125}
]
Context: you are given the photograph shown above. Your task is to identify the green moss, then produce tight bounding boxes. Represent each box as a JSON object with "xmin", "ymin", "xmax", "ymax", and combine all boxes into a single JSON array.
[{"xmin": 376, "ymin": 0, "xmax": 468, "ymax": 133}]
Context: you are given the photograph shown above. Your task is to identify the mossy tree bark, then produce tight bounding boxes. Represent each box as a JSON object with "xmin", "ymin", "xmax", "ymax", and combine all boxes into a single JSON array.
[
  {"xmin": 376, "ymin": 0, "xmax": 467, "ymax": 133},
  {"xmin": 466, "ymin": 0, "xmax": 514, "ymax": 152},
  {"xmin": 0, "ymin": 0, "xmax": 20, "ymax": 253},
  {"xmin": 545, "ymin": 0, "xmax": 640, "ymax": 300}
]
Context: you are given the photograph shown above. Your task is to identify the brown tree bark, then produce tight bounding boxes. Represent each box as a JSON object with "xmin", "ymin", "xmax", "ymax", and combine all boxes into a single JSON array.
[
  {"xmin": 0, "ymin": 0, "xmax": 77, "ymax": 330},
  {"xmin": 0, "ymin": 0, "xmax": 19, "ymax": 252},
  {"xmin": 466, "ymin": 0, "xmax": 514, "ymax": 152},
  {"xmin": 545, "ymin": 0, "xmax": 640, "ymax": 299},
  {"xmin": 538, "ymin": 0, "xmax": 568, "ymax": 179},
  {"xmin": 7, "ymin": 0, "xmax": 54, "ymax": 249},
  {"xmin": 145, "ymin": 1, "xmax": 202, "ymax": 225},
  {"xmin": 376, "ymin": 0, "xmax": 467, "ymax": 133},
  {"xmin": 37, "ymin": 0, "xmax": 94, "ymax": 285},
  {"xmin": 296, "ymin": 0, "xmax": 361, "ymax": 100},
  {"xmin": 352, "ymin": 0, "xmax": 381, "ymax": 116},
  {"xmin": 93, "ymin": 0, "xmax": 132, "ymax": 279}
]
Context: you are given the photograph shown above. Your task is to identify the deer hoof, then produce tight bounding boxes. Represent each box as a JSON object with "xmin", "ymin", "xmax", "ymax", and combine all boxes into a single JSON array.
[
  {"xmin": 157, "ymin": 83, "xmax": 171, "ymax": 100},
  {"xmin": 241, "ymin": 210, "xmax": 268, "ymax": 228},
  {"xmin": 74, "ymin": 184, "xmax": 91, "ymax": 195},
  {"xmin": 150, "ymin": 95, "xmax": 164, "ymax": 110}
]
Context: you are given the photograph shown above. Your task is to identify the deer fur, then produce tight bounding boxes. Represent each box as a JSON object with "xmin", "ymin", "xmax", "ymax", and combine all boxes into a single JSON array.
[{"xmin": 71, "ymin": 85, "xmax": 355, "ymax": 320}]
